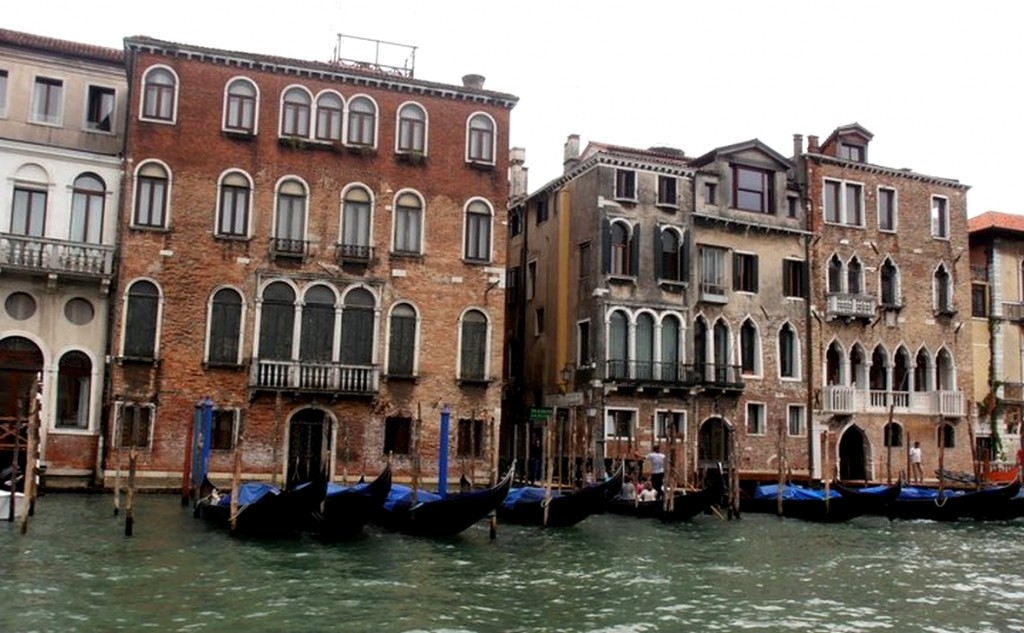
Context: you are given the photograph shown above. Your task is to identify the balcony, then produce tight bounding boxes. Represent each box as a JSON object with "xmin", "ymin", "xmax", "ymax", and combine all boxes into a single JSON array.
[
  {"xmin": 251, "ymin": 358, "xmax": 379, "ymax": 395},
  {"xmin": 1002, "ymin": 302, "xmax": 1024, "ymax": 322},
  {"xmin": 269, "ymin": 237, "xmax": 308, "ymax": 260},
  {"xmin": 335, "ymin": 243, "xmax": 374, "ymax": 264},
  {"xmin": 826, "ymin": 293, "xmax": 877, "ymax": 320},
  {"xmin": 0, "ymin": 234, "xmax": 114, "ymax": 281},
  {"xmin": 822, "ymin": 385, "xmax": 964, "ymax": 417},
  {"xmin": 604, "ymin": 360, "xmax": 744, "ymax": 392}
]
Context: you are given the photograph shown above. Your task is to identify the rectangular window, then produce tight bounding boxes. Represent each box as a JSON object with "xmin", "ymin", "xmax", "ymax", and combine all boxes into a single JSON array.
[
  {"xmin": 783, "ymin": 259, "xmax": 807, "ymax": 298},
  {"xmin": 218, "ymin": 185, "xmax": 249, "ymax": 237},
  {"xmin": 787, "ymin": 195, "xmax": 799, "ymax": 218},
  {"xmin": 845, "ymin": 183, "xmax": 863, "ymax": 226},
  {"xmin": 535, "ymin": 307, "xmax": 545, "ymax": 335},
  {"xmin": 526, "ymin": 261, "xmax": 536, "ymax": 300},
  {"xmin": 118, "ymin": 403, "xmax": 154, "ymax": 448},
  {"xmin": 839, "ymin": 143, "xmax": 865, "ymax": 162},
  {"xmin": 457, "ymin": 418, "xmax": 484, "ymax": 458},
  {"xmin": 579, "ymin": 242, "xmax": 591, "ymax": 279},
  {"xmin": 733, "ymin": 252, "xmax": 758, "ymax": 293},
  {"xmin": 824, "ymin": 179, "xmax": 864, "ymax": 227},
  {"xmin": 615, "ymin": 169, "xmax": 636, "ymax": 200},
  {"xmin": 733, "ymin": 165, "xmax": 773, "ymax": 213},
  {"xmin": 11, "ymin": 187, "xmax": 47, "ymax": 236},
  {"xmin": 464, "ymin": 211, "xmax": 491, "ymax": 262},
  {"xmin": 704, "ymin": 181, "xmax": 717, "ymax": 205},
  {"xmin": 878, "ymin": 187, "xmax": 897, "ymax": 231},
  {"xmin": 0, "ymin": 69, "xmax": 9, "ymax": 117},
  {"xmin": 605, "ymin": 409, "xmax": 634, "ymax": 439},
  {"xmin": 134, "ymin": 176, "xmax": 167, "ymax": 228},
  {"xmin": 655, "ymin": 411, "xmax": 685, "ymax": 442},
  {"xmin": 535, "ymin": 198, "xmax": 548, "ymax": 225},
  {"xmin": 746, "ymin": 402, "xmax": 765, "ymax": 435},
  {"xmin": 577, "ymin": 320, "xmax": 590, "ymax": 366},
  {"xmin": 931, "ymin": 196, "xmax": 950, "ymax": 238},
  {"xmin": 699, "ymin": 245, "xmax": 728, "ymax": 297},
  {"xmin": 787, "ymin": 405, "xmax": 806, "ymax": 436},
  {"xmin": 384, "ymin": 416, "xmax": 412, "ymax": 455},
  {"xmin": 32, "ymin": 76, "xmax": 63, "ymax": 124},
  {"xmin": 972, "ymin": 283, "xmax": 988, "ymax": 317},
  {"xmin": 86, "ymin": 85, "xmax": 116, "ymax": 131},
  {"xmin": 657, "ymin": 175, "xmax": 677, "ymax": 207},
  {"xmin": 824, "ymin": 180, "xmax": 841, "ymax": 223},
  {"xmin": 210, "ymin": 408, "xmax": 238, "ymax": 450}
]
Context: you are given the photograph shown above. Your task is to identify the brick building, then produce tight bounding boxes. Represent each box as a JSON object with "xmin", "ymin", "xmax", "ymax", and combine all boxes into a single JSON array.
[
  {"xmin": 801, "ymin": 124, "xmax": 973, "ymax": 482},
  {"xmin": 107, "ymin": 36, "xmax": 516, "ymax": 488},
  {"xmin": 0, "ymin": 30, "xmax": 126, "ymax": 486}
]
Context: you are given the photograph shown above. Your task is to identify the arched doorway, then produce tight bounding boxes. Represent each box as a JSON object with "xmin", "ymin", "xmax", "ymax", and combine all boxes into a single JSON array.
[
  {"xmin": 838, "ymin": 425, "xmax": 868, "ymax": 481},
  {"xmin": 0, "ymin": 336, "xmax": 44, "ymax": 478},
  {"xmin": 286, "ymin": 408, "xmax": 331, "ymax": 487},
  {"xmin": 698, "ymin": 417, "xmax": 731, "ymax": 469}
]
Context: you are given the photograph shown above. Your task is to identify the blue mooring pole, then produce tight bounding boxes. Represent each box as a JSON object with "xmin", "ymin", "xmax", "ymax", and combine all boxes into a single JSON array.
[
  {"xmin": 438, "ymin": 405, "xmax": 450, "ymax": 497},
  {"xmin": 200, "ymin": 397, "xmax": 213, "ymax": 482}
]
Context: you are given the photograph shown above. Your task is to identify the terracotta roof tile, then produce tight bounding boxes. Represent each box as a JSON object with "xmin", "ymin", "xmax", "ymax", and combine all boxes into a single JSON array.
[
  {"xmin": 0, "ymin": 28, "xmax": 122, "ymax": 64},
  {"xmin": 968, "ymin": 211, "xmax": 1024, "ymax": 235}
]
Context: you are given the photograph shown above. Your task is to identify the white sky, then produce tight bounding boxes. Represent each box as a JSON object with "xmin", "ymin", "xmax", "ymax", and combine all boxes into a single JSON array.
[{"xmin": 8, "ymin": 0, "xmax": 1021, "ymax": 215}]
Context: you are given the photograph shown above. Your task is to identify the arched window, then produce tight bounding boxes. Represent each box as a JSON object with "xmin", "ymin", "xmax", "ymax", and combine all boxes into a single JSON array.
[
  {"xmin": 880, "ymin": 258, "xmax": 900, "ymax": 307},
  {"xmin": 609, "ymin": 310, "xmax": 629, "ymax": 380},
  {"xmin": 281, "ymin": 87, "xmax": 310, "ymax": 137},
  {"xmin": 217, "ymin": 171, "xmax": 251, "ymax": 237},
  {"xmin": 740, "ymin": 319, "xmax": 759, "ymax": 376},
  {"xmin": 315, "ymin": 92, "xmax": 343, "ymax": 141},
  {"xmin": 224, "ymin": 78, "xmax": 257, "ymax": 133},
  {"xmin": 779, "ymin": 323, "xmax": 798, "ymax": 378},
  {"xmin": 466, "ymin": 113, "xmax": 494, "ymax": 163},
  {"xmin": 713, "ymin": 319, "xmax": 729, "ymax": 382},
  {"xmin": 341, "ymin": 186, "xmax": 372, "ymax": 260},
  {"xmin": 459, "ymin": 309, "xmax": 488, "ymax": 381},
  {"xmin": 207, "ymin": 288, "xmax": 243, "ymax": 366},
  {"xmin": 635, "ymin": 313, "xmax": 654, "ymax": 380},
  {"xmin": 397, "ymin": 103, "xmax": 426, "ymax": 153},
  {"xmin": 388, "ymin": 303, "xmax": 417, "ymax": 377},
  {"xmin": 893, "ymin": 346, "xmax": 911, "ymax": 393},
  {"xmin": 341, "ymin": 289, "xmax": 375, "ymax": 365},
  {"xmin": 914, "ymin": 348, "xmax": 931, "ymax": 392},
  {"xmin": 938, "ymin": 422, "xmax": 956, "ymax": 448},
  {"xmin": 274, "ymin": 179, "xmax": 307, "ymax": 254},
  {"xmin": 464, "ymin": 199, "xmax": 492, "ymax": 262},
  {"xmin": 850, "ymin": 344, "xmax": 867, "ymax": 389},
  {"xmin": 124, "ymin": 280, "xmax": 159, "ymax": 359},
  {"xmin": 142, "ymin": 67, "xmax": 176, "ymax": 121},
  {"xmin": 70, "ymin": 173, "xmax": 105, "ymax": 243},
  {"xmin": 660, "ymin": 229, "xmax": 681, "ymax": 281},
  {"xmin": 133, "ymin": 162, "xmax": 169, "ymax": 228},
  {"xmin": 610, "ymin": 222, "xmax": 630, "ymax": 276},
  {"xmin": 56, "ymin": 351, "xmax": 91, "ymax": 428},
  {"xmin": 883, "ymin": 422, "xmax": 903, "ymax": 448},
  {"xmin": 934, "ymin": 264, "xmax": 952, "ymax": 313},
  {"xmin": 347, "ymin": 96, "xmax": 376, "ymax": 146},
  {"xmin": 661, "ymin": 315, "xmax": 680, "ymax": 382},
  {"xmin": 869, "ymin": 345, "xmax": 888, "ymax": 391},
  {"xmin": 826, "ymin": 341, "xmax": 844, "ymax": 385},
  {"xmin": 258, "ymin": 282, "xmax": 296, "ymax": 360},
  {"xmin": 847, "ymin": 256, "xmax": 863, "ymax": 294},
  {"xmin": 936, "ymin": 348, "xmax": 954, "ymax": 391},
  {"xmin": 827, "ymin": 254, "xmax": 843, "ymax": 293},
  {"xmin": 300, "ymin": 285, "xmax": 336, "ymax": 362},
  {"xmin": 694, "ymin": 317, "xmax": 708, "ymax": 377},
  {"xmin": 393, "ymin": 191, "xmax": 422, "ymax": 254}
]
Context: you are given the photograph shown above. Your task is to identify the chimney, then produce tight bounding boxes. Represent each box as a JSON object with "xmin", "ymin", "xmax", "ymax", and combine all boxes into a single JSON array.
[
  {"xmin": 509, "ymin": 147, "xmax": 528, "ymax": 199},
  {"xmin": 807, "ymin": 135, "xmax": 820, "ymax": 153},
  {"xmin": 793, "ymin": 134, "xmax": 803, "ymax": 157},
  {"xmin": 462, "ymin": 74, "xmax": 485, "ymax": 89},
  {"xmin": 563, "ymin": 134, "xmax": 580, "ymax": 174}
]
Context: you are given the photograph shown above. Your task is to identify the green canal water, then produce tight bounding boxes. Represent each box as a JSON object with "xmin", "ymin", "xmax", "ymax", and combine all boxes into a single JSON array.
[{"xmin": 2, "ymin": 493, "xmax": 1024, "ymax": 633}]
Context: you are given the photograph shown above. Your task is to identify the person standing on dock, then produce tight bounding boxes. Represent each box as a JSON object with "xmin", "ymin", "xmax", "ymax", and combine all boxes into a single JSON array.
[
  {"xmin": 643, "ymin": 445, "xmax": 666, "ymax": 499},
  {"xmin": 910, "ymin": 441, "xmax": 924, "ymax": 484}
]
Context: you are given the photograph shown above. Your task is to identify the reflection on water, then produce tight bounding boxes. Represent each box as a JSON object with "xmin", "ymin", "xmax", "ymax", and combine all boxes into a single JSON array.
[{"xmin": 3, "ymin": 494, "xmax": 1024, "ymax": 632}]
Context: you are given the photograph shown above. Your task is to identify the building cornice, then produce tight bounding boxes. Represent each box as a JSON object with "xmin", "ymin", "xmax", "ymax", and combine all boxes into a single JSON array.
[
  {"xmin": 692, "ymin": 211, "xmax": 811, "ymax": 237},
  {"xmin": 805, "ymin": 152, "xmax": 968, "ymax": 190}
]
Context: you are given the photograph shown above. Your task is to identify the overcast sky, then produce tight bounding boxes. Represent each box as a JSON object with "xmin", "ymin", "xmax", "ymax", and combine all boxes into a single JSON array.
[{"xmin": 8, "ymin": 1, "xmax": 1019, "ymax": 216}]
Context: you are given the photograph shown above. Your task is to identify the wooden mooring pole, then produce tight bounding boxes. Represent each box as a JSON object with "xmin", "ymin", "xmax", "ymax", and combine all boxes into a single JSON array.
[
  {"xmin": 20, "ymin": 383, "xmax": 41, "ymax": 534},
  {"xmin": 124, "ymin": 448, "xmax": 137, "ymax": 536}
]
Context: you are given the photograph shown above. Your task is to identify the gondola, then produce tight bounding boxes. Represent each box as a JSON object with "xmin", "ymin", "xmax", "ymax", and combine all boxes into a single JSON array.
[
  {"xmin": 305, "ymin": 466, "xmax": 392, "ymax": 539},
  {"xmin": 885, "ymin": 479, "xmax": 1022, "ymax": 522},
  {"xmin": 741, "ymin": 481, "xmax": 901, "ymax": 523},
  {"xmin": 372, "ymin": 468, "xmax": 513, "ymax": 537},
  {"xmin": 969, "ymin": 484, "xmax": 1024, "ymax": 521},
  {"xmin": 606, "ymin": 478, "xmax": 722, "ymax": 522},
  {"xmin": 496, "ymin": 467, "xmax": 623, "ymax": 528},
  {"xmin": 194, "ymin": 474, "xmax": 327, "ymax": 538}
]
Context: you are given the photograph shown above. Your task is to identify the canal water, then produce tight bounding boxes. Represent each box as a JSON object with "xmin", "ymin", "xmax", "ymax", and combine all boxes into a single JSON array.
[{"xmin": 3, "ymin": 493, "xmax": 1024, "ymax": 633}]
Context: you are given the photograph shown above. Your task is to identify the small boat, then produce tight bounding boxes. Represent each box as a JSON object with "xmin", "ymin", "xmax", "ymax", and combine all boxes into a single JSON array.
[
  {"xmin": 885, "ymin": 479, "xmax": 1022, "ymax": 522},
  {"xmin": 969, "ymin": 485, "xmax": 1024, "ymax": 521},
  {"xmin": 741, "ymin": 481, "xmax": 901, "ymax": 523},
  {"xmin": 607, "ymin": 478, "xmax": 722, "ymax": 522},
  {"xmin": 372, "ymin": 468, "xmax": 513, "ymax": 537},
  {"xmin": 496, "ymin": 467, "xmax": 623, "ymax": 528},
  {"xmin": 1, "ymin": 490, "xmax": 29, "ymax": 522},
  {"xmin": 194, "ymin": 474, "xmax": 327, "ymax": 537},
  {"xmin": 306, "ymin": 466, "xmax": 392, "ymax": 539}
]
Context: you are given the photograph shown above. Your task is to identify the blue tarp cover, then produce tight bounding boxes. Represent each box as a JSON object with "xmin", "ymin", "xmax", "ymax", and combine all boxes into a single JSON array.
[
  {"xmin": 503, "ymin": 486, "xmax": 558, "ymax": 508},
  {"xmin": 384, "ymin": 484, "xmax": 442, "ymax": 511},
  {"xmin": 325, "ymin": 481, "xmax": 371, "ymax": 497},
  {"xmin": 897, "ymin": 487, "xmax": 965, "ymax": 500},
  {"xmin": 753, "ymin": 484, "xmax": 842, "ymax": 501},
  {"xmin": 215, "ymin": 482, "xmax": 280, "ymax": 507}
]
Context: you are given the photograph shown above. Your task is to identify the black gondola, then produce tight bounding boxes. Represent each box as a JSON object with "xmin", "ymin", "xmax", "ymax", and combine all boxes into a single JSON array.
[
  {"xmin": 194, "ymin": 474, "xmax": 327, "ymax": 538},
  {"xmin": 305, "ymin": 466, "xmax": 392, "ymax": 539},
  {"xmin": 607, "ymin": 478, "xmax": 722, "ymax": 522},
  {"xmin": 885, "ymin": 479, "xmax": 1022, "ymax": 522},
  {"xmin": 372, "ymin": 468, "xmax": 513, "ymax": 537},
  {"xmin": 496, "ymin": 467, "xmax": 623, "ymax": 528},
  {"xmin": 741, "ymin": 481, "xmax": 902, "ymax": 523}
]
